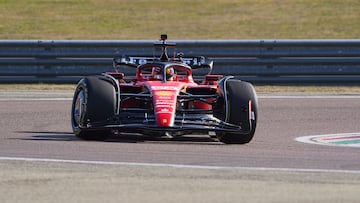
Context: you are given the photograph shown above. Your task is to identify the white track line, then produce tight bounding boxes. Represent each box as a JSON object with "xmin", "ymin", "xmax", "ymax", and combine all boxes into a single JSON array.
[{"xmin": 0, "ymin": 156, "xmax": 359, "ymax": 174}]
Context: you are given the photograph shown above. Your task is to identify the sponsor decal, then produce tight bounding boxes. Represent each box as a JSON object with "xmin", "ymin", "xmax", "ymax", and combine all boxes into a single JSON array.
[
  {"xmin": 153, "ymin": 90, "xmax": 177, "ymax": 115},
  {"xmin": 151, "ymin": 86, "xmax": 179, "ymax": 91},
  {"xmin": 296, "ymin": 132, "xmax": 360, "ymax": 147},
  {"xmin": 157, "ymin": 91, "xmax": 173, "ymax": 96}
]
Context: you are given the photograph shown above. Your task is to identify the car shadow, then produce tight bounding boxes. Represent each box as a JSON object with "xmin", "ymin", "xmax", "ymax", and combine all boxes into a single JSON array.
[
  {"xmin": 14, "ymin": 131, "xmax": 79, "ymax": 141},
  {"xmin": 14, "ymin": 131, "xmax": 222, "ymax": 145}
]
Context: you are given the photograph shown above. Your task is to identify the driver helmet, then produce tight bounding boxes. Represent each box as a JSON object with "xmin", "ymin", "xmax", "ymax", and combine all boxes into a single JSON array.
[{"xmin": 166, "ymin": 67, "xmax": 175, "ymax": 81}]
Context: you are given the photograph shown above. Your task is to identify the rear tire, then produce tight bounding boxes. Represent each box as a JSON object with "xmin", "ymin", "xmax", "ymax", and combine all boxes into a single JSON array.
[
  {"xmin": 217, "ymin": 80, "xmax": 258, "ymax": 144},
  {"xmin": 71, "ymin": 76, "xmax": 116, "ymax": 141}
]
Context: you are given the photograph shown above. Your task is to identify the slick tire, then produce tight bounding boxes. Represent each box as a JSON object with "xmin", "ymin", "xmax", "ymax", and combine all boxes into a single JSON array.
[
  {"xmin": 217, "ymin": 80, "xmax": 258, "ymax": 144},
  {"xmin": 71, "ymin": 76, "xmax": 116, "ymax": 141}
]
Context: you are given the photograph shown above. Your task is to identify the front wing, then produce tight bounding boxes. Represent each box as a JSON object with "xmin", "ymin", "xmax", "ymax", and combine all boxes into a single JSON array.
[{"xmin": 78, "ymin": 113, "xmax": 253, "ymax": 136}]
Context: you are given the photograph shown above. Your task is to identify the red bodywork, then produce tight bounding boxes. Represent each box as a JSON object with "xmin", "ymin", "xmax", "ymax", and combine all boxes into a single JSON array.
[{"xmin": 110, "ymin": 62, "xmax": 220, "ymax": 129}]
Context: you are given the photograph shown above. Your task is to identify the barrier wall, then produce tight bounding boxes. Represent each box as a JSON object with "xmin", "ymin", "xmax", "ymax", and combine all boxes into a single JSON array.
[{"xmin": 1, "ymin": 40, "xmax": 360, "ymax": 84}]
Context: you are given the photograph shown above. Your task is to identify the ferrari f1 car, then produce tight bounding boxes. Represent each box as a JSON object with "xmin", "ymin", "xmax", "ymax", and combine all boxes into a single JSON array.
[{"xmin": 71, "ymin": 35, "xmax": 258, "ymax": 144}]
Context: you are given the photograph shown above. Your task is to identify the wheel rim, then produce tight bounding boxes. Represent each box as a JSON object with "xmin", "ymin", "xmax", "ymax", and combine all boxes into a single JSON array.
[{"xmin": 73, "ymin": 89, "xmax": 85, "ymax": 127}]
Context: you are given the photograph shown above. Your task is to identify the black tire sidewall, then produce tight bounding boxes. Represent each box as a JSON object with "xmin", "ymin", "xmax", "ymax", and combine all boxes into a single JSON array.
[
  {"xmin": 219, "ymin": 79, "xmax": 258, "ymax": 144},
  {"xmin": 71, "ymin": 76, "xmax": 116, "ymax": 140}
]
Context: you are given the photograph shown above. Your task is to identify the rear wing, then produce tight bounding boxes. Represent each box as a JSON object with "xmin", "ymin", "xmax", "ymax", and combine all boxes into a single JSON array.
[{"xmin": 113, "ymin": 55, "xmax": 213, "ymax": 70}]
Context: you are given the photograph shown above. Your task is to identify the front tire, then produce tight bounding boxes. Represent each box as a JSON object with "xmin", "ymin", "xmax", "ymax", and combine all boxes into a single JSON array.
[
  {"xmin": 217, "ymin": 79, "xmax": 258, "ymax": 144},
  {"xmin": 71, "ymin": 76, "xmax": 116, "ymax": 141}
]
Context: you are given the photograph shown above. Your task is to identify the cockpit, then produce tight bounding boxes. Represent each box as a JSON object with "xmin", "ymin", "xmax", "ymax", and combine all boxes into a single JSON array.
[{"xmin": 137, "ymin": 64, "xmax": 193, "ymax": 83}]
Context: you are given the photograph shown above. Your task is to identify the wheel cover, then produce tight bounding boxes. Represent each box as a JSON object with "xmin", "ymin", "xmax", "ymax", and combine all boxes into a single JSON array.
[{"xmin": 73, "ymin": 90, "xmax": 85, "ymax": 126}]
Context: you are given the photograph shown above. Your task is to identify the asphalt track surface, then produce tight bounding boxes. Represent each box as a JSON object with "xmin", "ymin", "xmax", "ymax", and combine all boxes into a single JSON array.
[{"xmin": 1, "ymin": 90, "xmax": 360, "ymax": 202}]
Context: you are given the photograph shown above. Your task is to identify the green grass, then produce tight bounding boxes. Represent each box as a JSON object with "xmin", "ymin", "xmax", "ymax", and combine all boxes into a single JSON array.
[{"xmin": 0, "ymin": 0, "xmax": 359, "ymax": 40}]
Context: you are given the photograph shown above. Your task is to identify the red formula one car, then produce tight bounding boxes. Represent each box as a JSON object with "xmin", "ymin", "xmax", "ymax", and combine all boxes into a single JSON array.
[{"xmin": 71, "ymin": 35, "xmax": 258, "ymax": 144}]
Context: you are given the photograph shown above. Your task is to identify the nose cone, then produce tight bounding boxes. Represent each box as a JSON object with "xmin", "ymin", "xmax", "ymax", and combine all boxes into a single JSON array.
[
  {"xmin": 148, "ymin": 81, "xmax": 184, "ymax": 128},
  {"xmin": 157, "ymin": 113, "xmax": 174, "ymax": 127},
  {"xmin": 153, "ymin": 90, "xmax": 177, "ymax": 127}
]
